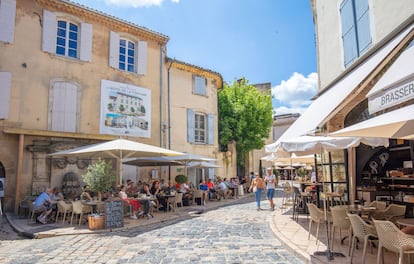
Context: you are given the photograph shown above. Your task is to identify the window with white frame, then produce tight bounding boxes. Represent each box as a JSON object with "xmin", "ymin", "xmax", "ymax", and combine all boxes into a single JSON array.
[
  {"xmin": 50, "ymin": 81, "xmax": 79, "ymax": 132},
  {"xmin": 340, "ymin": 0, "xmax": 371, "ymax": 67},
  {"xmin": 187, "ymin": 109, "xmax": 214, "ymax": 144},
  {"xmin": 193, "ymin": 75, "xmax": 207, "ymax": 95},
  {"xmin": 42, "ymin": 10, "xmax": 92, "ymax": 62},
  {"xmin": 119, "ymin": 39, "xmax": 135, "ymax": 72},
  {"xmin": 109, "ymin": 31, "xmax": 147, "ymax": 75}
]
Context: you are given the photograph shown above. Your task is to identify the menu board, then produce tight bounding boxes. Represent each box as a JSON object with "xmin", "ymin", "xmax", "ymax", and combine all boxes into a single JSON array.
[{"xmin": 105, "ymin": 200, "xmax": 123, "ymax": 229}]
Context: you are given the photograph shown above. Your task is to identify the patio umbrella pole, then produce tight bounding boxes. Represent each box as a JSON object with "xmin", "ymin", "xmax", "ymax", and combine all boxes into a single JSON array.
[{"xmin": 313, "ymin": 150, "xmax": 345, "ymax": 260}]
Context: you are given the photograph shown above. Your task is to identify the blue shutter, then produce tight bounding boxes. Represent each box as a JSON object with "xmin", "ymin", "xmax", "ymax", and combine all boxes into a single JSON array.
[
  {"xmin": 187, "ymin": 109, "xmax": 195, "ymax": 143},
  {"xmin": 340, "ymin": 0, "xmax": 357, "ymax": 67},
  {"xmin": 355, "ymin": 0, "xmax": 371, "ymax": 55},
  {"xmin": 207, "ymin": 113, "xmax": 214, "ymax": 145},
  {"xmin": 194, "ymin": 76, "xmax": 206, "ymax": 95},
  {"xmin": 0, "ymin": 0, "xmax": 16, "ymax": 44}
]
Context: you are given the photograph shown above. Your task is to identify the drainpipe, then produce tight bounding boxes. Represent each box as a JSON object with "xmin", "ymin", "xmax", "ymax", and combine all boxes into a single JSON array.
[
  {"xmin": 159, "ymin": 45, "xmax": 163, "ymax": 147},
  {"xmin": 167, "ymin": 60, "xmax": 173, "ymax": 150}
]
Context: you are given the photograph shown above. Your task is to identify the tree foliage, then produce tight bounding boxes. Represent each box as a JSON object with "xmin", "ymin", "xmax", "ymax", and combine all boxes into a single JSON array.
[
  {"xmin": 82, "ymin": 159, "xmax": 116, "ymax": 194},
  {"xmin": 218, "ymin": 78, "xmax": 273, "ymax": 166}
]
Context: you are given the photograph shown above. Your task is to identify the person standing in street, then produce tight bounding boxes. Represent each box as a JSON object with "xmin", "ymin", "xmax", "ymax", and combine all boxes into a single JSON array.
[
  {"xmin": 265, "ymin": 167, "xmax": 276, "ymax": 211},
  {"xmin": 249, "ymin": 173, "xmax": 265, "ymax": 210}
]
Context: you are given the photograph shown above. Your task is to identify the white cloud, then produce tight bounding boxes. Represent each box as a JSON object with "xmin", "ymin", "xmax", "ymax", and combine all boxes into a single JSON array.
[
  {"xmin": 104, "ymin": 0, "xmax": 179, "ymax": 8},
  {"xmin": 272, "ymin": 72, "xmax": 318, "ymax": 115}
]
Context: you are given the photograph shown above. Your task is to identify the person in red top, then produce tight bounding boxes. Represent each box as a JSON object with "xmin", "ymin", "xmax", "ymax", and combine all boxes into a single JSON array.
[{"xmin": 206, "ymin": 179, "xmax": 215, "ymax": 200}]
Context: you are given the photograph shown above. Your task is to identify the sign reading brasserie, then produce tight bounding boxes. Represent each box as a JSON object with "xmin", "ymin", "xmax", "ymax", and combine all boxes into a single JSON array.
[{"xmin": 368, "ymin": 78, "xmax": 414, "ymax": 114}]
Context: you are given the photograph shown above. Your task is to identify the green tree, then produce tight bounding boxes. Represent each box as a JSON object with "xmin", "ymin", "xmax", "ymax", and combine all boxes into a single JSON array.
[
  {"xmin": 218, "ymin": 78, "xmax": 273, "ymax": 167},
  {"xmin": 82, "ymin": 159, "xmax": 116, "ymax": 201}
]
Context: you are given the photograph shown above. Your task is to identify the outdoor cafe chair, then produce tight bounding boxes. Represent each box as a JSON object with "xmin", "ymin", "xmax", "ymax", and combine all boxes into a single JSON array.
[
  {"xmin": 28, "ymin": 201, "xmax": 43, "ymax": 224},
  {"xmin": 307, "ymin": 203, "xmax": 332, "ymax": 244},
  {"xmin": 70, "ymin": 200, "xmax": 93, "ymax": 226},
  {"xmin": 330, "ymin": 205, "xmax": 351, "ymax": 251},
  {"xmin": 347, "ymin": 212, "xmax": 378, "ymax": 264},
  {"xmin": 373, "ymin": 219, "xmax": 414, "ymax": 264},
  {"xmin": 281, "ymin": 182, "xmax": 293, "ymax": 209},
  {"xmin": 55, "ymin": 200, "xmax": 73, "ymax": 224},
  {"xmin": 371, "ymin": 204, "xmax": 406, "ymax": 224}
]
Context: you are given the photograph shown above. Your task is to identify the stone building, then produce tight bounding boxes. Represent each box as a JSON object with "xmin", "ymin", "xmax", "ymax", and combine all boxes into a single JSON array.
[{"xmin": 0, "ymin": 0, "xmax": 223, "ymax": 212}]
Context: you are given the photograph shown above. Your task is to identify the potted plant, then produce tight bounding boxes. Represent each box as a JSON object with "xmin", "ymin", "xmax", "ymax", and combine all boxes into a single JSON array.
[
  {"xmin": 297, "ymin": 167, "xmax": 307, "ymax": 182},
  {"xmin": 82, "ymin": 159, "xmax": 116, "ymax": 201}
]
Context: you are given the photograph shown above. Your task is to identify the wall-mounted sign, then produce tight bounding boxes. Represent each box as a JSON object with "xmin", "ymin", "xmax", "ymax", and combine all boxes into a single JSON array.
[
  {"xmin": 100, "ymin": 80, "xmax": 151, "ymax": 137},
  {"xmin": 368, "ymin": 78, "xmax": 414, "ymax": 114}
]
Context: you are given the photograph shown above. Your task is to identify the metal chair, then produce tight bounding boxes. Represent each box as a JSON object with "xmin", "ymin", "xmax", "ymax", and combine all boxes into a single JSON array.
[
  {"xmin": 347, "ymin": 212, "xmax": 378, "ymax": 264},
  {"xmin": 373, "ymin": 219, "xmax": 414, "ymax": 264},
  {"xmin": 292, "ymin": 187, "xmax": 310, "ymax": 221}
]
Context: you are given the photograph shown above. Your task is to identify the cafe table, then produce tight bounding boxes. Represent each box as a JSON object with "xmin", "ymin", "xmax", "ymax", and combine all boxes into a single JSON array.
[
  {"xmin": 83, "ymin": 200, "xmax": 105, "ymax": 213},
  {"xmin": 396, "ymin": 218, "xmax": 414, "ymax": 228},
  {"xmin": 159, "ymin": 194, "xmax": 176, "ymax": 212}
]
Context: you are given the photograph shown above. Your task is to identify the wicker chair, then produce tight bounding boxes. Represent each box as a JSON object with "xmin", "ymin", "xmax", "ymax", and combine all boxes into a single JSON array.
[
  {"xmin": 369, "ymin": 201, "xmax": 387, "ymax": 210},
  {"xmin": 281, "ymin": 182, "xmax": 294, "ymax": 209},
  {"xmin": 373, "ymin": 219, "xmax": 414, "ymax": 264},
  {"xmin": 330, "ymin": 206, "xmax": 351, "ymax": 251},
  {"xmin": 70, "ymin": 200, "xmax": 93, "ymax": 226},
  {"xmin": 307, "ymin": 203, "xmax": 332, "ymax": 244},
  {"xmin": 371, "ymin": 204, "xmax": 406, "ymax": 223},
  {"xmin": 347, "ymin": 213, "xmax": 378, "ymax": 264},
  {"xmin": 325, "ymin": 185, "xmax": 346, "ymax": 207},
  {"xmin": 55, "ymin": 200, "xmax": 73, "ymax": 224}
]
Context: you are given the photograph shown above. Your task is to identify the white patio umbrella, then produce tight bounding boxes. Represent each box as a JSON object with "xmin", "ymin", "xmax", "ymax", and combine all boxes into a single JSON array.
[
  {"xmin": 329, "ymin": 104, "xmax": 414, "ymax": 139},
  {"xmin": 266, "ymin": 135, "xmax": 389, "ymax": 260},
  {"xmin": 48, "ymin": 139, "xmax": 184, "ymax": 184},
  {"xmin": 187, "ymin": 161, "xmax": 221, "ymax": 168}
]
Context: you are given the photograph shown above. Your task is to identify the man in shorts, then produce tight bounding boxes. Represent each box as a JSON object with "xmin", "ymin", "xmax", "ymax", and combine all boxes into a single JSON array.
[
  {"xmin": 264, "ymin": 167, "xmax": 276, "ymax": 211},
  {"xmin": 33, "ymin": 187, "xmax": 55, "ymax": 224}
]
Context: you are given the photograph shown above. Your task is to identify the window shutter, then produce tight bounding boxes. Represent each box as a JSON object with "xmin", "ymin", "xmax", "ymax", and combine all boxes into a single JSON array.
[
  {"xmin": 355, "ymin": 0, "xmax": 371, "ymax": 55},
  {"xmin": 109, "ymin": 31, "xmax": 119, "ymax": 68},
  {"xmin": 0, "ymin": 72, "xmax": 12, "ymax": 119},
  {"xmin": 79, "ymin": 22, "xmax": 92, "ymax": 62},
  {"xmin": 0, "ymin": 0, "xmax": 16, "ymax": 43},
  {"xmin": 340, "ymin": 0, "xmax": 357, "ymax": 67},
  {"xmin": 52, "ymin": 82, "xmax": 77, "ymax": 132},
  {"xmin": 194, "ymin": 76, "xmax": 206, "ymax": 95},
  {"xmin": 137, "ymin": 41, "xmax": 147, "ymax": 75},
  {"xmin": 187, "ymin": 109, "xmax": 195, "ymax": 143},
  {"xmin": 42, "ymin": 9, "xmax": 56, "ymax": 53},
  {"xmin": 208, "ymin": 168, "xmax": 215, "ymax": 179},
  {"xmin": 52, "ymin": 83, "xmax": 66, "ymax": 131},
  {"xmin": 207, "ymin": 113, "xmax": 214, "ymax": 145}
]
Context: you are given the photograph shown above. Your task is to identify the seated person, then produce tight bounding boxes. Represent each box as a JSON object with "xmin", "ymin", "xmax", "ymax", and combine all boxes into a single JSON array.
[
  {"xmin": 217, "ymin": 179, "xmax": 229, "ymax": 200},
  {"xmin": 199, "ymin": 179, "xmax": 208, "ymax": 204},
  {"xmin": 80, "ymin": 185, "xmax": 93, "ymax": 201},
  {"xmin": 49, "ymin": 187, "xmax": 64, "ymax": 217},
  {"xmin": 206, "ymin": 179, "xmax": 216, "ymax": 200},
  {"xmin": 150, "ymin": 181, "xmax": 162, "ymax": 210},
  {"xmin": 118, "ymin": 185, "xmax": 142, "ymax": 219},
  {"xmin": 163, "ymin": 181, "xmax": 177, "ymax": 195},
  {"xmin": 126, "ymin": 181, "xmax": 138, "ymax": 197},
  {"xmin": 179, "ymin": 180, "xmax": 193, "ymax": 201},
  {"xmin": 139, "ymin": 184, "xmax": 153, "ymax": 218},
  {"xmin": 33, "ymin": 187, "xmax": 56, "ymax": 224}
]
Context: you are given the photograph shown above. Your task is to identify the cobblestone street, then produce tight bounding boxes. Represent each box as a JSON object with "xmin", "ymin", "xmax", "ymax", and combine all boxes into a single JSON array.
[{"xmin": 0, "ymin": 194, "xmax": 302, "ymax": 264}]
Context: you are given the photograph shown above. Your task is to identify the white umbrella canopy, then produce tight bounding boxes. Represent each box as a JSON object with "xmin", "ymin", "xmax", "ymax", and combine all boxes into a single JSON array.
[
  {"xmin": 187, "ymin": 161, "xmax": 221, "ymax": 168},
  {"xmin": 163, "ymin": 152, "xmax": 216, "ymax": 164},
  {"xmin": 123, "ymin": 157, "xmax": 184, "ymax": 167},
  {"xmin": 48, "ymin": 139, "xmax": 184, "ymax": 184},
  {"xmin": 329, "ymin": 104, "xmax": 414, "ymax": 139}
]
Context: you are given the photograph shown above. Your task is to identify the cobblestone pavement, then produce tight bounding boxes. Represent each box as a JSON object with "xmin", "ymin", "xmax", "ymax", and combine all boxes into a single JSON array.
[{"xmin": 0, "ymin": 194, "xmax": 303, "ymax": 264}]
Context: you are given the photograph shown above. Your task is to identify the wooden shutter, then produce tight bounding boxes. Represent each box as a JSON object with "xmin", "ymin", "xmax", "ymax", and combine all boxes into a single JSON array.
[
  {"xmin": 52, "ymin": 82, "xmax": 77, "ymax": 132},
  {"xmin": 42, "ymin": 9, "xmax": 56, "ymax": 53},
  {"xmin": 109, "ymin": 31, "xmax": 119, "ymax": 68},
  {"xmin": 0, "ymin": 0, "xmax": 16, "ymax": 43},
  {"xmin": 137, "ymin": 41, "xmax": 147, "ymax": 75},
  {"xmin": 0, "ymin": 72, "xmax": 11, "ymax": 119},
  {"xmin": 355, "ymin": 0, "xmax": 371, "ymax": 55},
  {"xmin": 187, "ymin": 109, "xmax": 195, "ymax": 143},
  {"xmin": 207, "ymin": 113, "xmax": 214, "ymax": 144},
  {"xmin": 79, "ymin": 22, "xmax": 92, "ymax": 62},
  {"xmin": 340, "ymin": 0, "xmax": 357, "ymax": 67},
  {"xmin": 194, "ymin": 76, "xmax": 207, "ymax": 95}
]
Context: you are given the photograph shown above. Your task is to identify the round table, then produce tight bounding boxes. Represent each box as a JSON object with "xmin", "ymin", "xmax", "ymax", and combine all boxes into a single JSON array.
[{"xmin": 396, "ymin": 218, "xmax": 414, "ymax": 228}]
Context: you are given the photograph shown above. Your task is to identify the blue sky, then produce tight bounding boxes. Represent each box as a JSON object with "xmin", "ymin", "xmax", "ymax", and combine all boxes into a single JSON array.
[{"xmin": 73, "ymin": 0, "xmax": 318, "ymax": 115}]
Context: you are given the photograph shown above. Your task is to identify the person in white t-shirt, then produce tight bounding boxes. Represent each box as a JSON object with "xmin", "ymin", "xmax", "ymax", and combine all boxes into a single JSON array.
[{"xmin": 264, "ymin": 167, "xmax": 276, "ymax": 211}]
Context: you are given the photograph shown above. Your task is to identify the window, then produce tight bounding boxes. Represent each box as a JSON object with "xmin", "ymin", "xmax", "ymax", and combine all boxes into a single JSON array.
[
  {"xmin": 187, "ymin": 109, "xmax": 214, "ymax": 144},
  {"xmin": 0, "ymin": 72, "xmax": 12, "ymax": 119},
  {"xmin": 42, "ymin": 10, "xmax": 92, "ymax": 62},
  {"xmin": 340, "ymin": 0, "xmax": 371, "ymax": 67},
  {"xmin": 50, "ymin": 81, "xmax": 79, "ymax": 132},
  {"xmin": 193, "ymin": 76, "xmax": 206, "ymax": 95},
  {"xmin": 109, "ymin": 31, "xmax": 147, "ymax": 75},
  {"xmin": 0, "ymin": 0, "xmax": 16, "ymax": 44},
  {"xmin": 119, "ymin": 39, "xmax": 135, "ymax": 72},
  {"xmin": 194, "ymin": 113, "xmax": 206, "ymax": 143},
  {"xmin": 56, "ymin": 20, "xmax": 78, "ymax": 58}
]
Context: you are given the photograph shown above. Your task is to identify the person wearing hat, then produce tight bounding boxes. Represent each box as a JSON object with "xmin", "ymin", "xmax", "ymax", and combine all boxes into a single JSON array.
[{"xmin": 265, "ymin": 167, "xmax": 276, "ymax": 211}]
